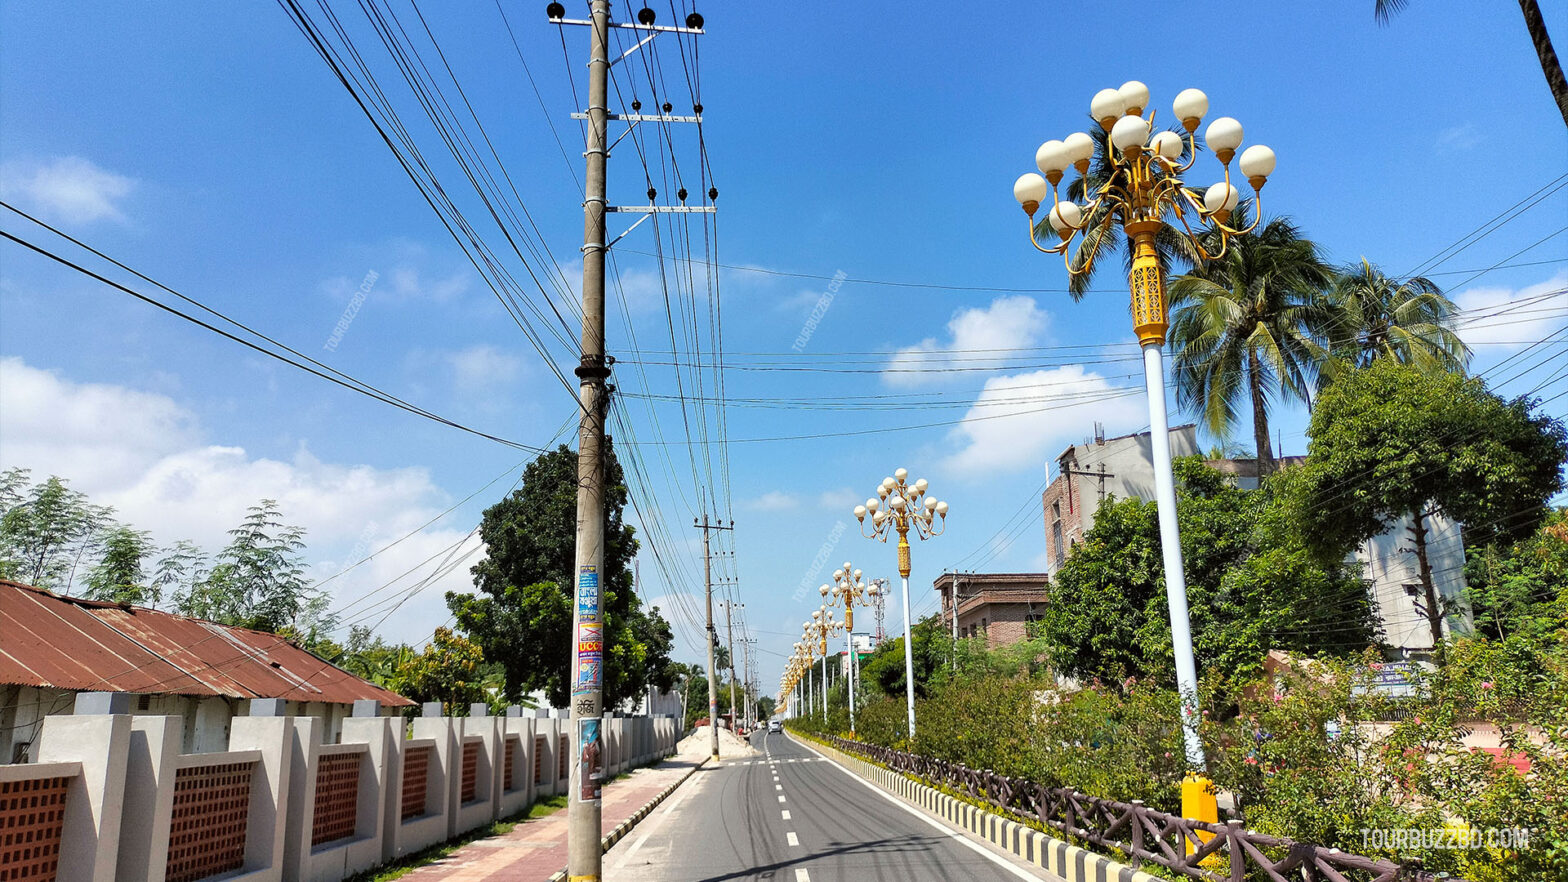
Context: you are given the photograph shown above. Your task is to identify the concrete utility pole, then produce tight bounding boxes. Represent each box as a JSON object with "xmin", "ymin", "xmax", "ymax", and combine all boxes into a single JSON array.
[
  {"xmin": 741, "ymin": 636, "xmax": 757, "ymax": 727},
  {"xmin": 722, "ymin": 600, "xmax": 743, "ymax": 732},
  {"xmin": 564, "ymin": 2, "xmax": 611, "ymax": 880},
  {"xmin": 695, "ymin": 515, "xmax": 733, "ymax": 762}
]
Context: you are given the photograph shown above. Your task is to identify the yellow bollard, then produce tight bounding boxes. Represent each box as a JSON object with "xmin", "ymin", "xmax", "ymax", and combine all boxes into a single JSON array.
[{"xmin": 1182, "ymin": 773, "xmax": 1220, "ymax": 864}]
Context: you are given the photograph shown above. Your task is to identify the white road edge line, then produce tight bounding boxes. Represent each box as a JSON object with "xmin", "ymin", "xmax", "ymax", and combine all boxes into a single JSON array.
[
  {"xmin": 608, "ymin": 763, "xmax": 704, "ymax": 869},
  {"xmin": 787, "ymin": 831, "xmax": 800, "ymax": 847},
  {"xmin": 787, "ymin": 735, "xmax": 1043, "ymax": 881}
]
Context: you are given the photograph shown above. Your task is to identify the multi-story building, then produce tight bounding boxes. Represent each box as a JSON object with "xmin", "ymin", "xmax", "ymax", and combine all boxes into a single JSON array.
[
  {"xmin": 1039, "ymin": 430, "xmax": 1472, "ymax": 659},
  {"xmin": 933, "ymin": 572, "xmax": 1049, "ymax": 650},
  {"xmin": 1041, "ymin": 424, "xmax": 1201, "ymax": 571}
]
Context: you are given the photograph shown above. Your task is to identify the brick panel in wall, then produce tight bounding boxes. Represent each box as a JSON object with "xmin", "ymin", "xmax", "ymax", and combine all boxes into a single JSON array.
[
  {"xmin": 401, "ymin": 745, "xmax": 430, "ymax": 821},
  {"xmin": 533, "ymin": 736, "xmax": 545, "ymax": 784},
  {"xmin": 0, "ymin": 775, "xmax": 71, "ymax": 882},
  {"xmin": 557, "ymin": 734, "xmax": 568, "ymax": 781},
  {"xmin": 503, "ymin": 739, "xmax": 516, "ymax": 792},
  {"xmin": 460, "ymin": 741, "xmax": 479, "ymax": 804},
  {"xmin": 165, "ymin": 761, "xmax": 253, "ymax": 882},
  {"xmin": 311, "ymin": 753, "xmax": 361, "ymax": 846}
]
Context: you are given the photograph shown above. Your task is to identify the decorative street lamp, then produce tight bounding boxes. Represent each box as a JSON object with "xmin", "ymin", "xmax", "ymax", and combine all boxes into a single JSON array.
[
  {"xmin": 1010, "ymin": 80, "xmax": 1276, "ymax": 772},
  {"xmin": 821, "ymin": 562, "xmax": 880, "ymax": 736},
  {"xmin": 807, "ymin": 609, "xmax": 840, "ymax": 723},
  {"xmin": 855, "ymin": 469, "xmax": 948, "ymax": 740}
]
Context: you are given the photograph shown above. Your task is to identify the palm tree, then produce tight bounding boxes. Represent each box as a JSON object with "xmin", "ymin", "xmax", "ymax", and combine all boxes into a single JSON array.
[
  {"xmin": 1168, "ymin": 206, "xmax": 1336, "ymax": 476},
  {"xmin": 1376, "ymin": 0, "xmax": 1568, "ymax": 129},
  {"xmin": 1323, "ymin": 258, "xmax": 1470, "ymax": 383}
]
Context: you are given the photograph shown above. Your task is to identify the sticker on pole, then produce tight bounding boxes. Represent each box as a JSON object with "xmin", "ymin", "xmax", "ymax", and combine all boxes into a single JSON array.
[
  {"xmin": 576, "ymin": 565, "xmax": 600, "ymax": 620},
  {"xmin": 578, "ymin": 717, "xmax": 603, "ymax": 801},
  {"xmin": 573, "ymin": 659, "xmax": 601, "ymax": 694},
  {"xmin": 576, "ymin": 621, "xmax": 603, "ymax": 654}
]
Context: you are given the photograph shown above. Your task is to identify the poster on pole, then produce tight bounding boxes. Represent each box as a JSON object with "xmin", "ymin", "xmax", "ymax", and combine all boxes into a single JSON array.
[
  {"xmin": 578, "ymin": 717, "xmax": 603, "ymax": 801},
  {"xmin": 573, "ymin": 565, "xmax": 602, "ymax": 697}
]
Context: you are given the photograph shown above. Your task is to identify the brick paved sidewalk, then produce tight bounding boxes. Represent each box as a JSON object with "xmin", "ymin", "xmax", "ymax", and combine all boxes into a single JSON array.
[{"xmin": 398, "ymin": 756, "xmax": 703, "ymax": 882}]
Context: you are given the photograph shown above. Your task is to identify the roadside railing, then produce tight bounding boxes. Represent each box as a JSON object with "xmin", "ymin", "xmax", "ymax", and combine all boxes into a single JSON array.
[{"xmin": 822, "ymin": 734, "xmax": 1459, "ymax": 882}]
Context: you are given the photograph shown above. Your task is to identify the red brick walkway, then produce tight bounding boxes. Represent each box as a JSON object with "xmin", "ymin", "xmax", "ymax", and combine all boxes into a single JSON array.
[{"xmin": 398, "ymin": 756, "xmax": 704, "ymax": 882}]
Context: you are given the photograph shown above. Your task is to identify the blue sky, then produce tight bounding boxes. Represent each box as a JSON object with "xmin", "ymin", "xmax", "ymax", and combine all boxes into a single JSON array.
[{"xmin": 2, "ymin": 1, "xmax": 1565, "ymax": 697}]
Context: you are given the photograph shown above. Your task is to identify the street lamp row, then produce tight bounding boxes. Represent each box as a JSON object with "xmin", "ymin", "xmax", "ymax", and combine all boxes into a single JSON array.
[{"xmin": 780, "ymin": 469, "xmax": 950, "ymax": 738}]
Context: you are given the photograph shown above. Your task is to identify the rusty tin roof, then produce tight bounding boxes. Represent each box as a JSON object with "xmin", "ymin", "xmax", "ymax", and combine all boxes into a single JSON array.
[{"xmin": 0, "ymin": 580, "xmax": 413, "ymax": 707}]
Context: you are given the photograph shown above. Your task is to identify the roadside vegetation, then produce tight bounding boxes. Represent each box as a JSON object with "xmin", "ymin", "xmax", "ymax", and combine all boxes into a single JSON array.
[{"xmin": 791, "ymin": 363, "xmax": 1567, "ymax": 882}]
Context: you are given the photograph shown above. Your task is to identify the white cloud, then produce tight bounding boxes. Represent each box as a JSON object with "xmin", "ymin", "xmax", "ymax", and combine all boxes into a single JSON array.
[
  {"xmin": 816, "ymin": 487, "xmax": 860, "ymax": 511},
  {"xmin": 746, "ymin": 490, "xmax": 799, "ymax": 511},
  {"xmin": 0, "ymin": 156, "xmax": 135, "ymax": 224},
  {"xmin": 944, "ymin": 365, "xmax": 1144, "ymax": 474},
  {"xmin": 1452, "ymin": 272, "xmax": 1568, "ymax": 349},
  {"xmin": 885, "ymin": 296, "xmax": 1049, "ymax": 387},
  {"xmin": 447, "ymin": 345, "xmax": 523, "ymax": 394},
  {"xmin": 0, "ymin": 357, "xmax": 472, "ymax": 644}
]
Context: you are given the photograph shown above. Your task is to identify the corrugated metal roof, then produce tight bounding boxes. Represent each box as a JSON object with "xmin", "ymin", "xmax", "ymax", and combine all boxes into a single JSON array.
[{"xmin": 0, "ymin": 580, "xmax": 414, "ymax": 707}]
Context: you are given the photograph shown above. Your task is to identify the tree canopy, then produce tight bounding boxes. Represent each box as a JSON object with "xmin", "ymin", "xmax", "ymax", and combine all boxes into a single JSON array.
[
  {"xmin": 1294, "ymin": 360, "xmax": 1567, "ymax": 556},
  {"xmin": 1036, "ymin": 458, "xmax": 1375, "ymax": 684},
  {"xmin": 447, "ymin": 443, "xmax": 674, "ymax": 710}
]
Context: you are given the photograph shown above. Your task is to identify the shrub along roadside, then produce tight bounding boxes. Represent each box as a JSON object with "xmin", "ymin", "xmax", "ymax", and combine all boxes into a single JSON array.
[{"xmin": 789, "ymin": 630, "xmax": 1566, "ymax": 882}]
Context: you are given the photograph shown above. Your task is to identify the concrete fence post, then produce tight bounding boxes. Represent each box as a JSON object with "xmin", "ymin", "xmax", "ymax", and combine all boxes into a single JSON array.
[
  {"xmin": 409, "ymin": 705, "xmax": 457, "ymax": 841},
  {"xmin": 228, "ymin": 699, "xmax": 295, "ymax": 882},
  {"xmin": 36, "ymin": 693, "xmax": 132, "ymax": 882},
  {"xmin": 115, "ymin": 714, "xmax": 180, "ymax": 882}
]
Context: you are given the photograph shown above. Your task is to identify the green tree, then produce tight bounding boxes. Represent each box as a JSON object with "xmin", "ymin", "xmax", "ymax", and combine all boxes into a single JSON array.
[
  {"xmin": 176, "ymin": 501, "xmax": 330, "ymax": 635},
  {"xmin": 1169, "ymin": 209, "xmax": 1336, "ymax": 475},
  {"xmin": 83, "ymin": 525, "xmax": 158, "ymax": 605},
  {"xmin": 398, "ymin": 627, "xmax": 489, "ymax": 712},
  {"xmin": 1464, "ymin": 509, "xmax": 1568, "ymax": 641},
  {"xmin": 1294, "ymin": 361, "xmax": 1567, "ymax": 651},
  {"xmin": 1322, "ymin": 259, "xmax": 1469, "ymax": 383},
  {"xmin": 1039, "ymin": 458, "xmax": 1375, "ymax": 684},
  {"xmin": 756, "ymin": 695, "xmax": 777, "ymax": 720},
  {"xmin": 1376, "ymin": 0, "xmax": 1568, "ymax": 129},
  {"xmin": 860, "ymin": 618, "xmax": 950, "ymax": 703},
  {"xmin": 447, "ymin": 443, "xmax": 673, "ymax": 710},
  {"xmin": 0, "ymin": 472, "xmax": 107, "ymax": 590}
]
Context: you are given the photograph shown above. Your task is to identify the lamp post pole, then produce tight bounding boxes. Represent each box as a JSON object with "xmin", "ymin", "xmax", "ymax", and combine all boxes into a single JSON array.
[
  {"xmin": 1011, "ymin": 80, "xmax": 1277, "ymax": 773},
  {"xmin": 855, "ymin": 470, "xmax": 948, "ymax": 741}
]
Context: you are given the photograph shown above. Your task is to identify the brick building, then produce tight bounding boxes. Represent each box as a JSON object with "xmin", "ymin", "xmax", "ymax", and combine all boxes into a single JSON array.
[
  {"xmin": 933, "ymin": 572, "xmax": 1049, "ymax": 649},
  {"xmin": 1041, "ymin": 424, "xmax": 1201, "ymax": 572}
]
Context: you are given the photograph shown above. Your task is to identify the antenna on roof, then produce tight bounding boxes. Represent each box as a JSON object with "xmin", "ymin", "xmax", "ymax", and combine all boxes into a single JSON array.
[{"xmin": 1094, "ymin": 422, "xmax": 1106, "ymax": 445}]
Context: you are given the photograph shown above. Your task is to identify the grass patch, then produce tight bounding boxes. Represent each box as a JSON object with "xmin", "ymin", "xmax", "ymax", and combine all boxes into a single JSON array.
[{"xmin": 346, "ymin": 795, "xmax": 570, "ymax": 882}]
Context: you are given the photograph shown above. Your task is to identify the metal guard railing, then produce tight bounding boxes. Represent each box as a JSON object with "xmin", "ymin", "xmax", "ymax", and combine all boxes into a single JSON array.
[{"xmin": 821, "ymin": 734, "xmax": 1460, "ymax": 882}]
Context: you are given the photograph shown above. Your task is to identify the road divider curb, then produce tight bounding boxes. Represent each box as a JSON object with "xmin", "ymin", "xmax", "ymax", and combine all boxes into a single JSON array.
[
  {"xmin": 791, "ymin": 733, "xmax": 1162, "ymax": 882},
  {"xmin": 547, "ymin": 756, "xmax": 710, "ymax": 882}
]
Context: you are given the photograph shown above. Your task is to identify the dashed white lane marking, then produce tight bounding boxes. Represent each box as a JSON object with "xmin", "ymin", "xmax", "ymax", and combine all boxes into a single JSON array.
[
  {"xmin": 781, "ymin": 810, "xmax": 791, "ymax": 820},
  {"xmin": 774, "ymin": 783, "xmax": 783, "ymax": 791},
  {"xmin": 787, "ymin": 831, "xmax": 800, "ymax": 847},
  {"xmin": 795, "ymin": 870, "xmax": 811, "ymax": 882},
  {"xmin": 778, "ymin": 794, "xmax": 786, "ymax": 803}
]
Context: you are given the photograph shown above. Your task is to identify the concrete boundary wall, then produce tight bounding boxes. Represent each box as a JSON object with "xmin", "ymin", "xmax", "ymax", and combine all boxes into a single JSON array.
[
  {"xmin": 2, "ymin": 696, "xmax": 679, "ymax": 882},
  {"xmin": 796, "ymin": 734, "xmax": 1164, "ymax": 882}
]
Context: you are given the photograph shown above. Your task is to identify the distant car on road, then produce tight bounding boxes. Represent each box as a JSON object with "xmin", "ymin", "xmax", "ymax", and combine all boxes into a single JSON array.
[{"xmin": 768, "ymin": 719, "xmax": 782, "ymax": 733}]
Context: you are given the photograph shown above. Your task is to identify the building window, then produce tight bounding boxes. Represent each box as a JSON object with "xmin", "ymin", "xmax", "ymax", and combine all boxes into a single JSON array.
[{"xmin": 1050, "ymin": 501, "xmax": 1065, "ymax": 566}]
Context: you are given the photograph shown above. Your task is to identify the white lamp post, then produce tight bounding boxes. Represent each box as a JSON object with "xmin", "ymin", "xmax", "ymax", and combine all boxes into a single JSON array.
[{"xmin": 1011, "ymin": 81, "xmax": 1276, "ymax": 772}]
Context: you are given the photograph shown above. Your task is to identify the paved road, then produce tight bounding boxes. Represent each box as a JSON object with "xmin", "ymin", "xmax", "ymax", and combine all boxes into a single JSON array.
[{"xmin": 602, "ymin": 729, "xmax": 1054, "ymax": 882}]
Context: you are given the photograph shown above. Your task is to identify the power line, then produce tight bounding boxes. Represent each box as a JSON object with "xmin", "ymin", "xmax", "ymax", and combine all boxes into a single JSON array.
[{"xmin": 0, "ymin": 225, "xmax": 548, "ymax": 454}]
